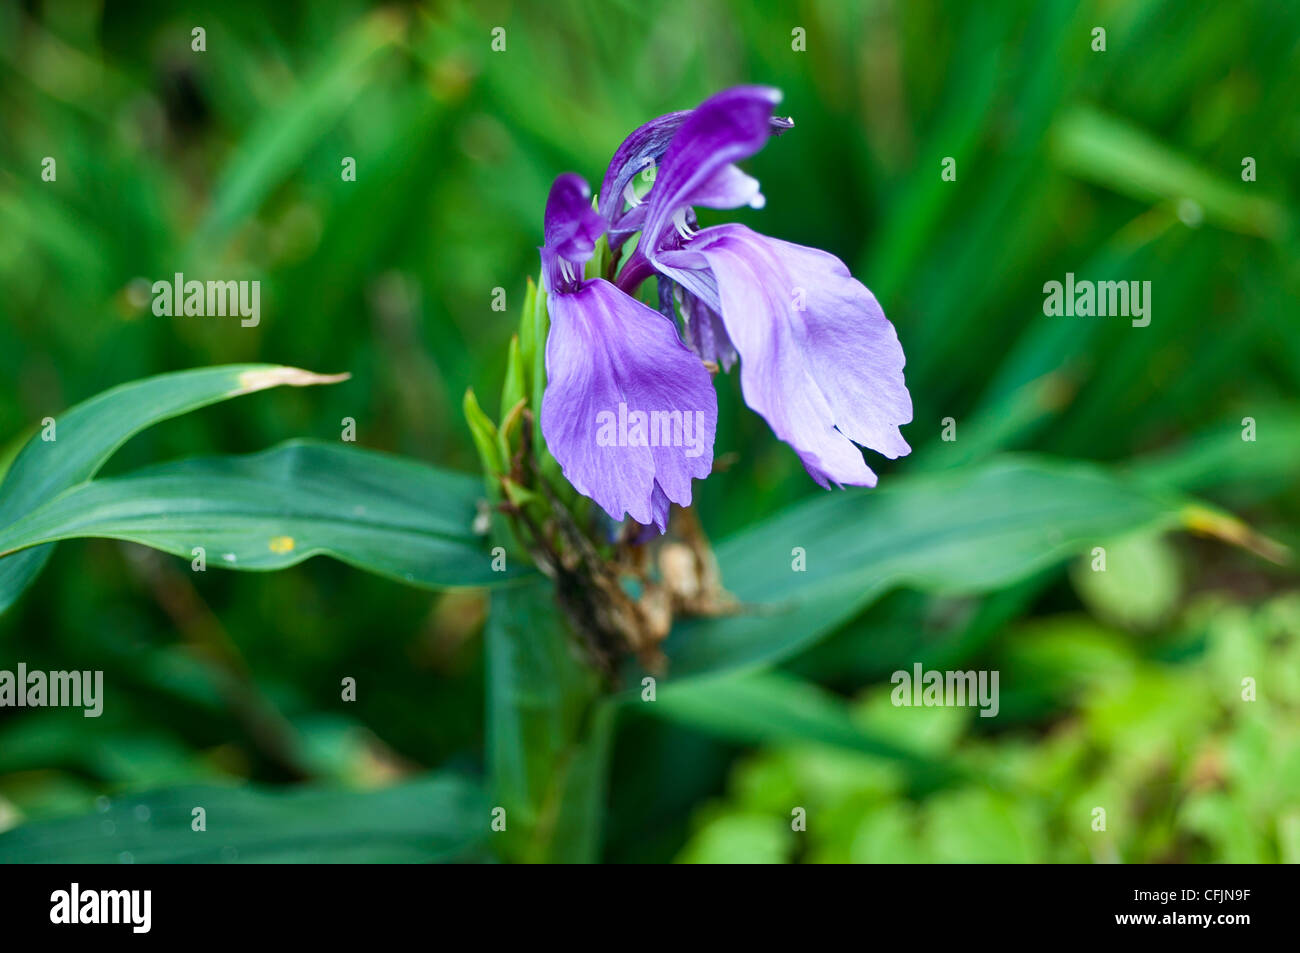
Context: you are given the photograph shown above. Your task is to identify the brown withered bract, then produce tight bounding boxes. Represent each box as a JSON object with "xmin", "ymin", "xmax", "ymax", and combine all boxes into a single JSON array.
[{"xmin": 496, "ymin": 410, "xmax": 737, "ymax": 682}]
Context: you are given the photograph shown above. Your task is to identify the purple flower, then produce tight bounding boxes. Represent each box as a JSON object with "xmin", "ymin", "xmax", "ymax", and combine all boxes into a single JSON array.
[
  {"xmin": 539, "ymin": 173, "xmax": 717, "ymax": 531},
  {"xmin": 612, "ymin": 86, "xmax": 912, "ymax": 488},
  {"xmin": 596, "ymin": 105, "xmax": 793, "ymax": 257}
]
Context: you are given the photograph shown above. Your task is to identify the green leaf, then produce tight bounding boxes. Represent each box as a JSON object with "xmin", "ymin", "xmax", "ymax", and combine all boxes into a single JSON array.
[
  {"xmin": 676, "ymin": 813, "xmax": 792, "ymax": 864},
  {"xmin": 0, "ymin": 364, "xmax": 348, "ymax": 614},
  {"xmin": 462, "ymin": 386, "xmax": 504, "ymax": 481},
  {"xmin": 517, "ymin": 276, "xmax": 540, "ymax": 397},
  {"xmin": 649, "ymin": 672, "xmax": 965, "ymax": 784},
  {"xmin": 1070, "ymin": 530, "xmax": 1182, "ymax": 630},
  {"xmin": 526, "ymin": 276, "xmax": 550, "ymax": 450},
  {"xmin": 661, "ymin": 456, "xmax": 1185, "ymax": 681},
  {"xmin": 0, "ymin": 773, "xmax": 490, "ymax": 863},
  {"xmin": 497, "ymin": 335, "xmax": 527, "ymax": 464},
  {"xmin": 486, "ymin": 580, "xmax": 610, "ymax": 862},
  {"xmin": 0, "ymin": 440, "xmax": 525, "ymax": 589},
  {"xmin": 1127, "ymin": 407, "xmax": 1300, "ymax": 494},
  {"xmin": 500, "ymin": 334, "xmax": 526, "ymax": 423},
  {"xmin": 923, "ymin": 788, "xmax": 1046, "ymax": 863}
]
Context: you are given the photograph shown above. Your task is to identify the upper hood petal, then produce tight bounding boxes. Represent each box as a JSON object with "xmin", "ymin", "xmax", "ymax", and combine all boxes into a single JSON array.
[
  {"xmin": 597, "ymin": 110, "xmax": 691, "ymax": 232},
  {"xmin": 639, "ymin": 86, "xmax": 783, "ymax": 254}
]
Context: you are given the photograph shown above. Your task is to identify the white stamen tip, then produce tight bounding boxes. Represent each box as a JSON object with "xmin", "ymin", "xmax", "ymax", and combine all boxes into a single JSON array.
[{"xmin": 672, "ymin": 207, "xmax": 697, "ymax": 240}]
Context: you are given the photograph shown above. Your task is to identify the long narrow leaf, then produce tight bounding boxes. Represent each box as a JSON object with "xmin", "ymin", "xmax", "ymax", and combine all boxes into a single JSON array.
[
  {"xmin": 0, "ymin": 365, "xmax": 347, "ymax": 612},
  {"xmin": 0, "ymin": 441, "xmax": 524, "ymax": 589},
  {"xmin": 660, "ymin": 456, "xmax": 1185, "ymax": 681},
  {"xmin": 0, "ymin": 772, "xmax": 489, "ymax": 864}
]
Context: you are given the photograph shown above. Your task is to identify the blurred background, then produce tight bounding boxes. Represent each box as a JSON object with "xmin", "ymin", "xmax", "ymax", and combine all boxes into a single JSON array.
[{"xmin": 0, "ymin": 0, "xmax": 1297, "ymax": 862}]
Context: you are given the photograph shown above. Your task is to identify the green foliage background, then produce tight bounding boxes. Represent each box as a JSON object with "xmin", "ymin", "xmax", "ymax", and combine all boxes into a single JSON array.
[{"xmin": 0, "ymin": 0, "xmax": 1297, "ymax": 862}]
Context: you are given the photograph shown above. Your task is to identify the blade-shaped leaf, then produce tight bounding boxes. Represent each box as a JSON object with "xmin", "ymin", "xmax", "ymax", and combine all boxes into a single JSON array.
[
  {"xmin": 0, "ymin": 364, "xmax": 348, "ymax": 613},
  {"xmin": 659, "ymin": 456, "xmax": 1185, "ymax": 682},
  {"xmin": 0, "ymin": 441, "xmax": 526, "ymax": 589},
  {"xmin": 0, "ymin": 772, "xmax": 490, "ymax": 863}
]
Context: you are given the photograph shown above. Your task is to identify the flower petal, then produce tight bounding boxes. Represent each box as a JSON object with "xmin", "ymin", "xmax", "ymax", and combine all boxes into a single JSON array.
[
  {"xmin": 641, "ymin": 86, "xmax": 783, "ymax": 252},
  {"xmin": 677, "ymin": 285, "xmax": 737, "ymax": 370},
  {"xmin": 541, "ymin": 279, "xmax": 717, "ymax": 525},
  {"xmin": 647, "ymin": 481, "xmax": 673, "ymax": 534},
  {"xmin": 599, "ymin": 100, "xmax": 791, "ymax": 253},
  {"xmin": 657, "ymin": 224, "xmax": 911, "ymax": 487},
  {"xmin": 541, "ymin": 173, "xmax": 606, "ymax": 293},
  {"xmin": 597, "ymin": 111, "xmax": 690, "ymax": 229}
]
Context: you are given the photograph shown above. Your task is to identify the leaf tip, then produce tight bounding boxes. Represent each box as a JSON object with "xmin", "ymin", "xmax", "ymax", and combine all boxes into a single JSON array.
[
  {"xmin": 234, "ymin": 367, "xmax": 351, "ymax": 395},
  {"xmin": 1181, "ymin": 504, "xmax": 1291, "ymax": 566}
]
